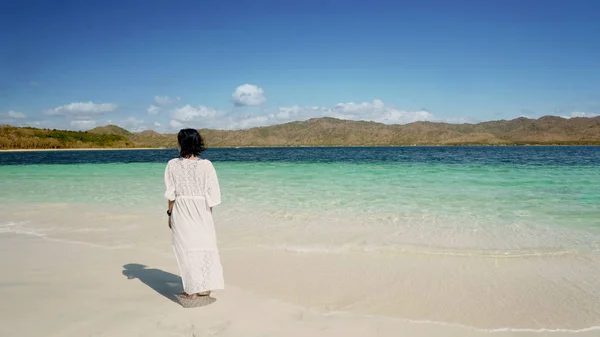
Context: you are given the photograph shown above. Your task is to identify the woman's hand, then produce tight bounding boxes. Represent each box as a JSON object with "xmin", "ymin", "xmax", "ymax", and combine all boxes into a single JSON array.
[{"xmin": 167, "ymin": 200, "xmax": 174, "ymax": 229}]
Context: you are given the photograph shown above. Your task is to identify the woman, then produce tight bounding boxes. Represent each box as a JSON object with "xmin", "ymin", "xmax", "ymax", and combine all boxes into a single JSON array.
[{"xmin": 164, "ymin": 128, "xmax": 223, "ymax": 300}]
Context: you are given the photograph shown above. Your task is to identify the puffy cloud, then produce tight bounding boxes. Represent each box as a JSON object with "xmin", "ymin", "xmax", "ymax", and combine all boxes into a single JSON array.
[
  {"xmin": 147, "ymin": 96, "xmax": 180, "ymax": 115},
  {"xmin": 147, "ymin": 105, "xmax": 160, "ymax": 115},
  {"xmin": 331, "ymin": 99, "xmax": 434, "ymax": 124},
  {"xmin": 0, "ymin": 111, "xmax": 28, "ymax": 125},
  {"xmin": 164, "ymin": 99, "xmax": 435, "ymax": 130},
  {"xmin": 231, "ymin": 84, "xmax": 266, "ymax": 107},
  {"xmin": 170, "ymin": 120, "xmax": 184, "ymax": 129},
  {"xmin": 567, "ymin": 112, "xmax": 598, "ymax": 118},
  {"xmin": 154, "ymin": 95, "xmax": 180, "ymax": 106},
  {"xmin": 14, "ymin": 120, "xmax": 56, "ymax": 128},
  {"xmin": 225, "ymin": 99, "xmax": 435, "ymax": 129},
  {"xmin": 70, "ymin": 120, "xmax": 97, "ymax": 130},
  {"xmin": 45, "ymin": 101, "xmax": 117, "ymax": 116},
  {"xmin": 227, "ymin": 115, "xmax": 271, "ymax": 130},
  {"xmin": 6, "ymin": 110, "xmax": 26, "ymax": 119},
  {"xmin": 442, "ymin": 116, "xmax": 480, "ymax": 124},
  {"xmin": 35, "ymin": 99, "xmax": 436, "ymax": 131},
  {"xmin": 169, "ymin": 104, "xmax": 224, "ymax": 129},
  {"xmin": 117, "ymin": 117, "xmax": 146, "ymax": 131},
  {"xmin": 172, "ymin": 105, "xmax": 221, "ymax": 120}
]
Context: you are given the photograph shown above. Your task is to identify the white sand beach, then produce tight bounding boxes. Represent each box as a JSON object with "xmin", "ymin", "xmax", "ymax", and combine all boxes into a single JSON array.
[
  {"xmin": 2, "ymin": 234, "xmax": 598, "ymax": 337},
  {"xmin": 1, "ymin": 203, "xmax": 599, "ymax": 337}
]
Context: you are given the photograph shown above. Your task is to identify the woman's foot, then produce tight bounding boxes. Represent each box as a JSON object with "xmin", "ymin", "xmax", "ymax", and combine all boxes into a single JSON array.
[
  {"xmin": 178, "ymin": 292, "xmax": 198, "ymax": 300},
  {"xmin": 178, "ymin": 291, "xmax": 211, "ymax": 299}
]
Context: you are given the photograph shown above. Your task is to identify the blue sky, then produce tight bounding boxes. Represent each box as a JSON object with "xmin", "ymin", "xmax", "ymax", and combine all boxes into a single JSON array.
[{"xmin": 1, "ymin": 0, "xmax": 599, "ymax": 131}]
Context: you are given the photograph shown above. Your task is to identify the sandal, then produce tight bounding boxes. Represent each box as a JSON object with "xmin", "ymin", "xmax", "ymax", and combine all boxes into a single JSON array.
[
  {"xmin": 178, "ymin": 292, "xmax": 198, "ymax": 300},
  {"xmin": 178, "ymin": 291, "xmax": 211, "ymax": 299}
]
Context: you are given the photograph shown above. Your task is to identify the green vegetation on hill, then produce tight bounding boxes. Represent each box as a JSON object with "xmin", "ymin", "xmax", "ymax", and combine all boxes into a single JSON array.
[
  {"xmin": 2, "ymin": 116, "xmax": 600, "ymax": 150},
  {"xmin": 88, "ymin": 125, "xmax": 133, "ymax": 137},
  {"xmin": 0, "ymin": 126, "xmax": 134, "ymax": 149}
]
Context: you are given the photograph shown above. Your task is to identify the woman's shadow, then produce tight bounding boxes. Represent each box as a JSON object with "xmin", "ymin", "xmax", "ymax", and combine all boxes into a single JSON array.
[{"xmin": 122, "ymin": 263, "xmax": 216, "ymax": 307}]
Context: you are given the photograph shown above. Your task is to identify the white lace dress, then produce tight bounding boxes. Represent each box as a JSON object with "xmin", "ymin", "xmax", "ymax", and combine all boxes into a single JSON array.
[{"xmin": 164, "ymin": 157, "xmax": 224, "ymax": 294}]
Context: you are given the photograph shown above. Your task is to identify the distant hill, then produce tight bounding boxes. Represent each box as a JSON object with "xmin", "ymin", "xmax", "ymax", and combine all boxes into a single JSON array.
[
  {"xmin": 130, "ymin": 130, "xmax": 174, "ymax": 148},
  {"xmin": 88, "ymin": 125, "xmax": 132, "ymax": 137},
  {"xmin": 0, "ymin": 126, "xmax": 134, "ymax": 149},
  {"xmin": 1, "ymin": 116, "xmax": 600, "ymax": 150},
  {"xmin": 199, "ymin": 116, "xmax": 600, "ymax": 147}
]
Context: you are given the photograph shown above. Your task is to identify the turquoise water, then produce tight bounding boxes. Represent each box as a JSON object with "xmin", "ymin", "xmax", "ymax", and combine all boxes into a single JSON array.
[
  {"xmin": 1, "ymin": 147, "xmax": 599, "ymax": 252},
  {"xmin": 1, "ymin": 160, "xmax": 598, "ymax": 220},
  {"xmin": 222, "ymin": 162, "xmax": 599, "ymax": 217}
]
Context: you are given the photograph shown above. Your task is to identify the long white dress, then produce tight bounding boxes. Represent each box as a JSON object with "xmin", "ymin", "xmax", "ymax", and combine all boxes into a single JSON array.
[{"xmin": 164, "ymin": 157, "xmax": 224, "ymax": 294}]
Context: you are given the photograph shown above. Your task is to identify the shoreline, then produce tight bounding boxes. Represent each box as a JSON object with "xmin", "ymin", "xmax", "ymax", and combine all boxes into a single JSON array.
[
  {"xmin": 1, "ymin": 144, "xmax": 600, "ymax": 152},
  {"xmin": 0, "ymin": 147, "xmax": 169, "ymax": 152}
]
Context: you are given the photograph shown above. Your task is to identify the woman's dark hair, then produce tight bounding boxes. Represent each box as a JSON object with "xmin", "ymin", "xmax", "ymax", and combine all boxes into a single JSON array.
[{"xmin": 177, "ymin": 128, "xmax": 206, "ymax": 158}]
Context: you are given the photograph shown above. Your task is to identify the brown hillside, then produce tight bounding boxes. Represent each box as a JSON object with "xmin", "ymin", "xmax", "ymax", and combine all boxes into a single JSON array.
[
  {"xmin": 89, "ymin": 125, "xmax": 132, "ymax": 137},
  {"xmin": 2, "ymin": 115, "xmax": 600, "ymax": 150}
]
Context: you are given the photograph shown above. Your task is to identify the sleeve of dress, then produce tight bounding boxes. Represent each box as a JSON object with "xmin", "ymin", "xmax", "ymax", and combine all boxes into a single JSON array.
[
  {"xmin": 205, "ymin": 162, "xmax": 222, "ymax": 208},
  {"xmin": 164, "ymin": 162, "xmax": 176, "ymax": 201}
]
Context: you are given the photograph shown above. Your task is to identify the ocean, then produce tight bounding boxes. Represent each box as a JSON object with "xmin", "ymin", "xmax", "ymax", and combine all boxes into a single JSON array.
[{"xmin": 1, "ymin": 146, "xmax": 599, "ymax": 331}]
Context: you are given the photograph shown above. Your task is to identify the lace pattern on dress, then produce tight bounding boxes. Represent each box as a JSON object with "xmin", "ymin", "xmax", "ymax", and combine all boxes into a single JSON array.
[
  {"xmin": 181, "ymin": 250, "xmax": 218, "ymax": 294},
  {"xmin": 164, "ymin": 158, "xmax": 221, "ymax": 207}
]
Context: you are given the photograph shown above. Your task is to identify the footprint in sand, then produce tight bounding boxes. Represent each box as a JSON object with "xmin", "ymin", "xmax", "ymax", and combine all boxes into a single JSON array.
[{"xmin": 207, "ymin": 320, "xmax": 231, "ymax": 336}]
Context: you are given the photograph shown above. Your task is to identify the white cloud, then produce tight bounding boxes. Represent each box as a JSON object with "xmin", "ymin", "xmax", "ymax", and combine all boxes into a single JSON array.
[
  {"xmin": 16, "ymin": 120, "xmax": 56, "ymax": 128},
  {"xmin": 146, "ymin": 96, "xmax": 180, "ymax": 115},
  {"xmin": 567, "ymin": 112, "xmax": 598, "ymax": 118},
  {"xmin": 70, "ymin": 120, "xmax": 97, "ymax": 130},
  {"xmin": 228, "ymin": 100, "xmax": 432, "ymax": 129},
  {"xmin": 117, "ymin": 117, "xmax": 146, "ymax": 131},
  {"xmin": 163, "ymin": 99, "xmax": 436, "ymax": 130},
  {"xmin": 45, "ymin": 101, "xmax": 117, "ymax": 116},
  {"xmin": 231, "ymin": 84, "xmax": 266, "ymax": 107},
  {"xmin": 441, "ymin": 116, "xmax": 480, "ymax": 124},
  {"xmin": 222, "ymin": 99, "xmax": 436, "ymax": 130},
  {"xmin": 7, "ymin": 110, "xmax": 26, "ymax": 119},
  {"xmin": 154, "ymin": 95, "xmax": 181, "ymax": 106},
  {"xmin": 0, "ymin": 118, "xmax": 48, "ymax": 128},
  {"xmin": 331, "ymin": 99, "xmax": 434, "ymax": 124},
  {"xmin": 170, "ymin": 120, "xmax": 184, "ymax": 129},
  {"xmin": 169, "ymin": 104, "xmax": 224, "ymax": 129},
  {"xmin": 147, "ymin": 105, "xmax": 160, "ymax": 115},
  {"xmin": 30, "ymin": 99, "xmax": 435, "ymax": 131},
  {"xmin": 172, "ymin": 105, "xmax": 221, "ymax": 121},
  {"xmin": 227, "ymin": 115, "xmax": 271, "ymax": 129}
]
